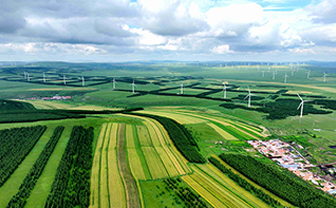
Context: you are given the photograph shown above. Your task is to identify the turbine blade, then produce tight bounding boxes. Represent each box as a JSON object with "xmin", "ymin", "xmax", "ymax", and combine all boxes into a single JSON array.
[
  {"xmin": 244, "ymin": 95, "xmax": 249, "ymax": 100},
  {"xmin": 297, "ymin": 102, "xmax": 303, "ymax": 110},
  {"xmin": 297, "ymin": 93, "xmax": 303, "ymax": 101}
]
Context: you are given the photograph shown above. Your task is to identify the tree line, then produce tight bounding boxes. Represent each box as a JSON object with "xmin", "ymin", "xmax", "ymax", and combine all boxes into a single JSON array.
[
  {"xmin": 0, "ymin": 125, "xmax": 47, "ymax": 188},
  {"xmin": 44, "ymin": 126, "xmax": 94, "ymax": 208},
  {"xmin": 219, "ymin": 154, "xmax": 336, "ymax": 208},
  {"xmin": 7, "ymin": 126, "xmax": 65, "ymax": 208}
]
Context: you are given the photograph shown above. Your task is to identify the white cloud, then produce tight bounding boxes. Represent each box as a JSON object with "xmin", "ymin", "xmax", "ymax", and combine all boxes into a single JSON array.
[{"xmin": 211, "ymin": 44, "xmax": 233, "ymax": 54}]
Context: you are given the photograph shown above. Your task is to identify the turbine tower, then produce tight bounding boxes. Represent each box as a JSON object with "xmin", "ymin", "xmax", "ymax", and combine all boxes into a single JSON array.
[
  {"xmin": 297, "ymin": 93, "xmax": 313, "ymax": 118},
  {"xmin": 43, "ymin": 72, "xmax": 46, "ymax": 83},
  {"xmin": 272, "ymin": 71, "xmax": 276, "ymax": 80},
  {"xmin": 262, "ymin": 70, "xmax": 265, "ymax": 78},
  {"xmin": 306, "ymin": 70, "xmax": 310, "ymax": 79},
  {"xmin": 24, "ymin": 71, "xmax": 27, "ymax": 79},
  {"xmin": 27, "ymin": 73, "xmax": 30, "ymax": 81},
  {"xmin": 244, "ymin": 87, "xmax": 254, "ymax": 108},
  {"xmin": 82, "ymin": 76, "xmax": 85, "ymax": 86},
  {"xmin": 322, "ymin": 72, "xmax": 328, "ymax": 82},
  {"xmin": 131, "ymin": 79, "xmax": 137, "ymax": 94},
  {"xmin": 222, "ymin": 83, "xmax": 228, "ymax": 99},
  {"xmin": 112, "ymin": 77, "xmax": 116, "ymax": 90},
  {"xmin": 63, "ymin": 74, "xmax": 67, "ymax": 85},
  {"xmin": 181, "ymin": 82, "xmax": 184, "ymax": 95},
  {"xmin": 284, "ymin": 73, "xmax": 289, "ymax": 83}
]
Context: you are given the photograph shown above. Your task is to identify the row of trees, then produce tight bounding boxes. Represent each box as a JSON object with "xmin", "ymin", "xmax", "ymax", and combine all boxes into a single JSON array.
[
  {"xmin": 219, "ymin": 154, "xmax": 336, "ymax": 208},
  {"xmin": 208, "ymin": 157, "xmax": 281, "ymax": 207},
  {"xmin": 0, "ymin": 125, "xmax": 47, "ymax": 187},
  {"xmin": 0, "ymin": 100, "xmax": 36, "ymax": 112},
  {"xmin": 44, "ymin": 126, "xmax": 94, "ymax": 208},
  {"xmin": 220, "ymin": 98, "xmax": 332, "ymax": 120},
  {"xmin": 127, "ymin": 113, "xmax": 206, "ymax": 163},
  {"xmin": 7, "ymin": 126, "xmax": 65, "ymax": 208}
]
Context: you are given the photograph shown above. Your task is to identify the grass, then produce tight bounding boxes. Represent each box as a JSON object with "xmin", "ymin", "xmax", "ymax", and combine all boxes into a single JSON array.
[
  {"xmin": 24, "ymin": 125, "xmax": 72, "ymax": 208},
  {"xmin": 207, "ymin": 122, "xmax": 238, "ymax": 140},
  {"xmin": 0, "ymin": 126, "xmax": 53, "ymax": 208}
]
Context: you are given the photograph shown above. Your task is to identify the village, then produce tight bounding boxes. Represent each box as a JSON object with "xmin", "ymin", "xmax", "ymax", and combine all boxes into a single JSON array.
[{"xmin": 248, "ymin": 139, "xmax": 336, "ymax": 196}]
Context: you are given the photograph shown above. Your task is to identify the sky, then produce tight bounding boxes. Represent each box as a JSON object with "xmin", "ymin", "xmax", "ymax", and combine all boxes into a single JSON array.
[{"xmin": 0, "ymin": 0, "xmax": 335, "ymax": 62}]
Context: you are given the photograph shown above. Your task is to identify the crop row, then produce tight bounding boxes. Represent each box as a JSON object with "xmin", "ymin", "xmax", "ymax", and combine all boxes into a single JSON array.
[
  {"xmin": 7, "ymin": 126, "xmax": 65, "ymax": 208},
  {"xmin": 0, "ymin": 125, "xmax": 47, "ymax": 187},
  {"xmin": 44, "ymin": 126, "xmax": 94, "ymax": 208},
  {"xmin": 127, "ymin": 112, "xmax": 206, "ymax": 163}
]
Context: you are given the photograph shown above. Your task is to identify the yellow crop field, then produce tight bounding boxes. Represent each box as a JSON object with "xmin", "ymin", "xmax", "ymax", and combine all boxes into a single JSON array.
[
  {"xmin": 100, "ymin": 123, "xmax": 112, "ymax": 208},
  {"xmin": 108, "ymin": 123, "xmax": 127, "ymax": 208},
  {"xmin": 141, "ymin": 117, "xmax": 190, "ymax": 175},
  {"xmin": 143, "ymin": 118, "xmax": 190, "ymax": 173},
  {"xmin": 90, "ymin": 123, "xmax": 107, "ymax": 208},
  {"xmin": 141, "ymin": 110, "xmax": 205, "ymax": 124},
  {"xmin": 198, "ymin": 164, "xmax": 270, "ymax": 208},
  {"xmin": 155, "ymin": 147, "xmax": 179, "ymax": 177},
  {"xmin": 127, "ymin": 149, "xmax": 147, "ymax": 180},
  {"xmin": 136, "ymin": 125, "xmax": 152, "ymax": 146},
  {"xmin": 126, "ymin": 124, "xmax": 136, "ymax": 149},
  {"xmin": 141, "ymin": 147, "xmax": 168, "ymax": 179},
  {"xmin": 207, "ymin": 122, "xmax": 238, "ymax": 140}
]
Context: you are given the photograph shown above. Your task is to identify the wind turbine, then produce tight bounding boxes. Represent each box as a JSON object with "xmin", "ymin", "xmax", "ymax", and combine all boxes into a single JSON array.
[
  {"xmin": 82, "ymin": 76, "xmax": 85, "ymax": 86},
  {"xmin": 322, "ymin": 72, "xmax": 328, "ymax": 82},
  {"xmin": 244, "ymin": 87, "xmax": 254, "ymax": 108},
  {"xmin": 63, "ymin": 74, "xmax": 67, "ymax": 85},
  {"xmin": 222, "ymin": 83, "xmax": 228, "ymax": 99},
  {"xmin": 131, "ymin": 79, "xmax": 137, "ymax": 94},
  {"xmin": 261, "ymin": 70, "xmax": 265, "ymax": 78},
  {"xmin": 297, "ymin": 93, "xmax": 313, "ymax": 118},
  {"xmin": 272, "ymin": 71, "xmax": 276, "ymax": 80},
  {"xmin": 180, "ymin": 82, "xmax": 184, "ymax": 95},
  {"xmin": 284, "ymin": 73, "xmax": 289, "ymax": 83},
  {"xmin": 306, "ymin": 70, "xmax": 310, "ymax": 79},
  {"xmin": 112, "ymin": 77, "xmax": 116, "ymax": 90},
  {"xmin": 43, "ymin": 72, "xmax": 46, "ymax": 83}
]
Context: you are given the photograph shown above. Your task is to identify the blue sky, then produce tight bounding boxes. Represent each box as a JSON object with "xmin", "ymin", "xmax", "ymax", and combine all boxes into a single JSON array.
[{"xmin": 0, "ymin": 0, "xmax": 335, "ymax": 62}]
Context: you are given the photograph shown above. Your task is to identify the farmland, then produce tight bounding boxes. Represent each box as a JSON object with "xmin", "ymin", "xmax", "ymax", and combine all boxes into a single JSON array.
[{"xmin": 1, "ymin": 61, "xmax": 336, "ymax": 207}]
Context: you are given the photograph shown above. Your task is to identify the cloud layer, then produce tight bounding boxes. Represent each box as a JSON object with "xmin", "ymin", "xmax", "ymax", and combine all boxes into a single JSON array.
[{"xmin": 0, "ymin": 0, "xmax": 335, "ymax": 61}]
